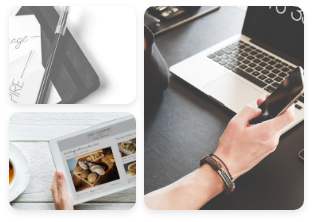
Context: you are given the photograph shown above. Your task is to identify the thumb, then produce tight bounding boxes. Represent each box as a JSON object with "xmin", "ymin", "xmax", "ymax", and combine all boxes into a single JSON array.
[
  {"xmin": 235, "ymin": 105, "xmax": 262, "ymax": 124},
  {"xmin": 56, "ymin": 172, "xmax": 68, "ymax": 198},
  {"xmin": 258, "ymin": 104, "xmax": 295, "ymax": 136}
]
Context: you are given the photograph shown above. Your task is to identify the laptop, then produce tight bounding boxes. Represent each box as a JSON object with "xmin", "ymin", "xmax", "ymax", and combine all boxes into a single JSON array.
[{"xmin": 170, "ymin": 6, "xmax": 304, "ymax": 133}]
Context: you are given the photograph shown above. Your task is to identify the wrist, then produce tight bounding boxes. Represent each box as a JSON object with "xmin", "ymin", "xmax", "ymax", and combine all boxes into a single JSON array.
[{"xmin": 199, "ymin": 162, "xmax": 225, "ymax": 196}]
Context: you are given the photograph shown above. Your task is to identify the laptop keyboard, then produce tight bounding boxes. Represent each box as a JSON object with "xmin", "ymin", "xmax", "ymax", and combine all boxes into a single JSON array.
[{"xmin": 207, "ymin": 40, "xmax": 304, "ymax": 108}]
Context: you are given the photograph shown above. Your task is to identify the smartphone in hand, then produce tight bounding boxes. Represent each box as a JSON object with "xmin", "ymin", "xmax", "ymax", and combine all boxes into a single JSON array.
[{"xmin": 249, "ymin": 66, "xmax": 304, "ymax": 125}]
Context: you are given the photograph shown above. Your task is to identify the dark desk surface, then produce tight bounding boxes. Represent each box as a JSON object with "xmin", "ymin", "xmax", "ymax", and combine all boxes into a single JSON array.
[{"xmin": 144, "ymin": 6, "xmax": 304, "ymax": 210}]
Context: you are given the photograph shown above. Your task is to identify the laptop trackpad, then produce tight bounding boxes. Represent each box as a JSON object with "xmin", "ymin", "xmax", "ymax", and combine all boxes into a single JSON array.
[{"xmin": 203, "ymin": 74, "xmax": 263, "ymax": 111}]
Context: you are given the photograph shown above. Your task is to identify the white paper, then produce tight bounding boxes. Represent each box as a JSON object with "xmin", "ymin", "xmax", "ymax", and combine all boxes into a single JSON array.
[
  {"xmin": 9, "ymin": 51, "xmax": 44, "ymax": 104},
  {"xmin": 9, "ymin": 15, "xmax": 41, "ymax": 63},
  {"xmin": 9, "ymin": 15, "xmax": 61, "ymax": 104}
]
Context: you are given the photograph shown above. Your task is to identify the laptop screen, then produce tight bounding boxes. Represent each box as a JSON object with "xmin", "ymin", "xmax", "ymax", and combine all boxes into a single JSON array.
[{"xmin": 242, "ymin": 6, "xmax": 304, "ymax": 67}]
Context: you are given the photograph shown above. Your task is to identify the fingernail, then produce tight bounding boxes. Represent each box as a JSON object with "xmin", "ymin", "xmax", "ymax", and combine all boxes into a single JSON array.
[
  {"xmin": 57, "ymin": 172, "xmax": 63, "ymax": 179},
  {"xmin": 255, "ymin": 108, "xmax": 261, "ymax": 112}
]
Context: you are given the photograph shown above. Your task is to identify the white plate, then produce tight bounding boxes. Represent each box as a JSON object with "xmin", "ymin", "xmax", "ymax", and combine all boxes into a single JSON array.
[
  {"xmin": 120, "ymin": 141, "xmax": 136, "ymax": 155},
  {"xmin": 9, "ymin": 143, "xmax": 30, "ymax": 202}
]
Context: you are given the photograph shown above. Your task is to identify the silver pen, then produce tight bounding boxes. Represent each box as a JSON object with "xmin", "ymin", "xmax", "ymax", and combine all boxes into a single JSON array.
[{"xmin": 36, "ymin": 6, "xmax": 70, "ymax": 104}]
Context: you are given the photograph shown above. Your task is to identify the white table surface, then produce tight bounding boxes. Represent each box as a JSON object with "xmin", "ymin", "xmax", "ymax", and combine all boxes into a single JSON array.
[
  {"xmin": 10, "ymin": 6, "xmax": 137, "ymax": 104},
  {"xmin": 9, "ymin": 112, "xmax": 136, "ymax": 210}
]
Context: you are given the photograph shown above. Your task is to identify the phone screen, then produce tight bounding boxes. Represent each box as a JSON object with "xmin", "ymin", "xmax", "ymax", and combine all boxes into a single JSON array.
[{"xmin": 250, "ymin": 67, "xmax": 303, "ymax": 124}]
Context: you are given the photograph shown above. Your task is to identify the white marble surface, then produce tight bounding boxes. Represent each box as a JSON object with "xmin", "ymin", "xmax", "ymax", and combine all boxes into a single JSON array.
[{"xmin": 9, "ymin": 113, "xmax": 136, "ymax": 210}]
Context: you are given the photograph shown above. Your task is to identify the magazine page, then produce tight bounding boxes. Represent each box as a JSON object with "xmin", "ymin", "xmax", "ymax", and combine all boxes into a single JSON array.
[{"xmin": 49, "ymin": 116, "xmax": 136, "ymax": 205}]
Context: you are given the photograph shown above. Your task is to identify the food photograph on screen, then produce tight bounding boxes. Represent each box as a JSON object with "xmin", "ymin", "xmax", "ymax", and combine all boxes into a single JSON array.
[
  {"xmin": 123, "ymin": 161, "xmax": 136, "ymax": 177},
  {"xmin": 66, "ymin": 148, "xmax": 120, "ymax": 192},
  {"xmin": 118, "ymin": 139, "xmax": 136, "ymax": 156}
]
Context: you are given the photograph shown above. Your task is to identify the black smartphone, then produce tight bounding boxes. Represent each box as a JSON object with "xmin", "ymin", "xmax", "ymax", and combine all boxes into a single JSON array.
[
  {"xmin": 249, "ymin": 66, "xmax": 304, "ymax": 125},
  {"xmin": 298, "ymin": 149, "xmax": 304, "ymax": 160}
]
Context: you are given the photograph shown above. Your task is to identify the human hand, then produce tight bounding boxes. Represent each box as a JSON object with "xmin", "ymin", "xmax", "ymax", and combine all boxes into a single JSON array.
[
  {"xmin": 214, "ymin": 95, "xmax": 295, "ymax": 180},
  {"xmin": 51, "ymin": 171, "xmax": 74, "ymax": 210}
]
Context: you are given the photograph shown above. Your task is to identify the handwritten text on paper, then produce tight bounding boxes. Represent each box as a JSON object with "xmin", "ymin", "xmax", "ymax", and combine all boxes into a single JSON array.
[
  {"xmin": 9, "ymin": 36, "xmax": 40, "ymax": 49},
  {"xmin": 9, "ymin": 15, "xmax": 41, "ymax": 63},
  {"xmin": 9, "ymin": 79, "xmax": 24, "ymax": 103}
]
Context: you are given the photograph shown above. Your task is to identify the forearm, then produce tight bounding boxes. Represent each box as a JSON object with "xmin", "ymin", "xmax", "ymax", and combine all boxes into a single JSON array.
[{"xmin": 144, "ymin": 164, "xmax": 224, "ymax": 210}]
